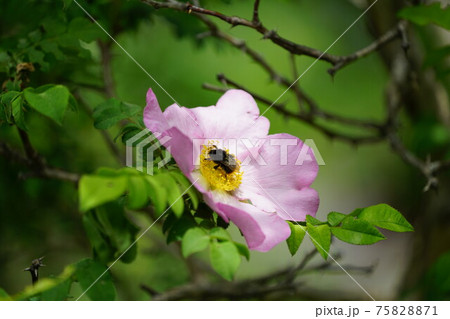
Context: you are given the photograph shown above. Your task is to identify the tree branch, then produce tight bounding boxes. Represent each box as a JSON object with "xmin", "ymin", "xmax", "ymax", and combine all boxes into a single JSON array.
[
  {"xmin": 143, "ymin": 250, "xmax": 374, "ymax": 300},
  {"xmin": 142, "ymin": 0, "xmax": 403, "ymax": 72},
  {"xmin": 328, "ymin": 21, "xmax": 407, "ymax": 76},
  {"xmin": 0, "ymin": 141, "xmax": 80, "ymax": 184},
  {"xmin": 203, "ymin": 76, "xmax": 383, "ymax": 145}
]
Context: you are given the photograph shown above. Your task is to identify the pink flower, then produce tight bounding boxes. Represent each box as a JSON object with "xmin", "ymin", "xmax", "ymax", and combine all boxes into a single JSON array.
[{"xmin": 144, "ymin": 89, "xmax": 319, "ymax": 252}]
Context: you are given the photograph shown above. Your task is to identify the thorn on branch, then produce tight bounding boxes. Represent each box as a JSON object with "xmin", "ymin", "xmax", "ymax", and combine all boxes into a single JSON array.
[
  {"xmin": 398, "ymin": 21, "xmax": 410, "ymax": 53},
  {"xmin": 252, "ymin": 0, "xmax": 261, "ymax": 26},
  {"xmin": 263, "ymin": 29, "xmax": 276, "ymax": 40},
  {"xmin": 24, "ymin": 257, "xmax": 45, "ymax": 285}
]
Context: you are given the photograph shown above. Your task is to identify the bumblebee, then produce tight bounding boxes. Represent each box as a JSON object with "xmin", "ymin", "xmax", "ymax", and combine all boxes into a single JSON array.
[{"xmin": 206, "ymin": 145, "xmax": 238, "ymax": 174}]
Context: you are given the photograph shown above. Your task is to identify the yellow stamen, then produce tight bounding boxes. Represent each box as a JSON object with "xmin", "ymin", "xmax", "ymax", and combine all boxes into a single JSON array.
[{"xmin": 199, "ymin": 143, "xmax": 243, "ymax": 192}]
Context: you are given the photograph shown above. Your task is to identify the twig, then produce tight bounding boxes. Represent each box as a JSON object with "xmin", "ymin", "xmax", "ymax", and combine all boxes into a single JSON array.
[
  {"xmin": 203, "ymin": 78, "xmax": 383, "ymax": 145},
  {"xmin": 0, "ymin": 142, "xmax": 80, "ymax": 184},
  {"xmin": 252, "ymin": 0, "xmax": 261, "ymax": 25},
  {"xmin": 143, "ymin": 249, "xmax": 375, "ymax": 300},
  {"xmin": 98, "ymin": 40, "xmax": 116, "ymax": 98},
  {"xmin": 24, "ymin": 257, "xmax": 45, "ymax": 285},
  {"xmin": 328, "ymin": 21, "xmax": 407, "ymax": 76},
  {"xmin": 142, "ymin": 0, "xmax": 403, "ymax": 72}
]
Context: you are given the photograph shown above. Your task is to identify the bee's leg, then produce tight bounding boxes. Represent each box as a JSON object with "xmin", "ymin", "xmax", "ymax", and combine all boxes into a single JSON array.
[{"xmin": 213, "ymin": 164, "xmax": 220, "ymax": 170}]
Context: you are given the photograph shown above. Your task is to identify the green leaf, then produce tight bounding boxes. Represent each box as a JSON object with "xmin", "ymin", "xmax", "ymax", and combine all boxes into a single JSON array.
[
  {"xmin": 398, "ymin": 3, "xmax": 450, "ymax": 30},
  {"xmin": 306, "ymin": 215, "xmax": 325, "ymax": 225},
  {"xmin": 1, "ymin": 91, "xmax": 21, "ymax": 125},
  {"xmin": 181, "ymin": 227, "xmax": 210, "ymax": 257},
  {"xmin": 358, "ymin": 204, "xmax": 414, "ymax": 232},
  {"xmin": 170, "ymin": 171, "xmax": 199, "ymax": 209},
  {"xmin": 24, "ymin": 85, "xmax": 70, "ymax": 125},
  {"xmin": 93, "ymin": 98, "xmax": 141, "ymax": 129},
  {"xmin": 209, "ymin": 241, "xmax": 241, "ymax": 281},
  {"xmin": 327, "ymin": 212, "xmax": 347, "ymax": 226},
  {"xmin": 75, "ymin": 259, "xmax": 116, "ymax": 301},
  {"xmin": 425, "ymin": 45, "xmax": 450, "ymax": 69},
  {"xmin": 94, "ymin": 202, "xmax": 139, "ymax": 263},
  {"xmin": 349, "ymin": 208, "xmax": 363, "ymax": 217},
  {"xmin": 127, "ymin": 176, "xmax": 149, "ymax": 210},
  {"xmin": 79, "ymin": 175, "xmax": 128, "ymax": 212},
  {"xmin": 166, "ymin": 213, "xmax": 197, "ymax": 244},
  {"xmin": 331, "ymin": 218, "xmax": 385, "ymax": 245},
  {"xmin": 234, "ymin": 242, "xmax": 250, "ymax": 261},
  {"xmin": 154, "ymin": 173, "xmax": 184, "ymax": 217},
  {"xmin": 209, "ymin": 227, "xmax": 231, "ymax": 241},
  {"xmin": 66, "ymin": 17, "xmax": 104, "ymax": 42},
  {"xmin": 286, "ymin": 221, "xmax": 306, "ymax": 256},
  {"xmin": 0, "ymin": 288, "xmax": 11, "ymax": 301},
  {"xmin": 63, "ymin": 0, "xmax": 73, "ymax": 9},
  {"xmin": 15, "ymin": 265, "xmax": 75, "ymax": 301},
  {"xmin": 114, "ymin": 123, "xmax": 141, "ymax": 143},
  {"xmin": 307, "ymin": 223, "xmax": 331, "ymax": 260},
  {"xmin": 145, "ymin": 175, "xmax": 167, "ymax": 215},
  {"xmin": 40, "ymin": 279, "xmax": 72, "ymax": 301},
  {"xmin": 82, "ymin": 212, "xmax": 115, "ymax": 263},
  {"xmin": 11, "ymin": 95, "xmax": 27, "ymax": 130},
  {"xmin": 424, "ymin": 251, "xmax": 450, "ymax": 300},
  {"xmin": 28, "ymin": 48, "xmax": 48, "ymax": 70}
]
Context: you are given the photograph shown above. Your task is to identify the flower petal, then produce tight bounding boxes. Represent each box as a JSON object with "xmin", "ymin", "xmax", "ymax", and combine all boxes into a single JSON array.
[
  {"xmin": 237, "ymin": 133, "xmax": 319, "ymax": 220},
  {"xmin": 266, "ymin": 187, "xmax": 319, "ymax": 220},
  {"xmin": 188, "ymin": 90, "xmax": 270, "ymax": 141},
  {"xmin": 143, "ymin": 88, "xmax": 169, "ymax": 136},
  {"xmin": 216, "ymin": 89, "xmax": 261, "ymax": 117},
  {"xmin": 163, "ymin": 126, "xmax": 197, "ymax": 177},
  {"xmin": 216, "ymin": 200, "xmax": 291, "ymax": 252}
]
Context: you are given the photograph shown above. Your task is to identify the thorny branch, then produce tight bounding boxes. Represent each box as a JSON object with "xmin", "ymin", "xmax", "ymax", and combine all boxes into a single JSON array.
[
  {"xmin": 142, "ymin": 0, "xmax": 404, "ymax": 74},
  {"xmin": 141, "ymin": 250, "xmax": 375, "ymax": 301},
  {"xmin": 142, "ymin": 0, "xmax": 450, "ymax": 189},
  {"xmin": 0, "ymin": 132, "xmax": 80, "ymax": 184}
]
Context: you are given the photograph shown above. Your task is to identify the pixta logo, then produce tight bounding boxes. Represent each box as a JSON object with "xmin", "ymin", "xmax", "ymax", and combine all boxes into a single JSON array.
[{"xmin": 125, "ymin": 129, "xmax": 172, "ymax": 175}]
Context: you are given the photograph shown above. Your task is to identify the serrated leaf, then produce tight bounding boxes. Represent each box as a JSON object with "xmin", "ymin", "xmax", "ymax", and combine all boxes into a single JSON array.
[
  {"xmin": 40, "ymin": 279, "xmax": 71, "ymax": 301},
  {"xmin": 170, "ymin": 171, "xmax": 199, "ymax": 209},
  {"xmin": 75, "ymin": 259, "xmax": 116, "ymax": 301},
  {"xmin": 27, "ymin": 48, "xmax": 48, "ymax": 69},
  {"xmin": 79, "ymin": 175, "xmax": 128, "ymax": 212},
  {"xmin": 398, "ymin": 3, "xmax": 450, "ymax": 30},
  {"xmin": 1, "ymin": 91, "xmax": 20, "ymax": 124},
  {"xmin": 233, "ymin": 242, "xmax": 250, "ymax": 261},
  {"xmin": 154, "ymin": 173, "xmax": 184, "ymax": 217},
  {"xmin": 358, "ymin": 203, "xmax": 414, "ymax": 232},
  {"xmin": 12, "ymin": 95, "xmax": 27, "ymax": 130},
  {"xmin": 210, "ymin": 241, "xmax": 241, "ymax": 281},
  {"xmin": 166, "ymin": 213, "xmax": 197, "ymax": 244},
  {"xmin": 94, "ymin": 202, "xmax": 139, "ymax": 263},
  {"xmin": 350, "ymin": 208, "xmax": 363, "ymax": 217},
  {"xmin": 327, "ymin": 212, "xmax": 347, "ymax": 227},
  {"xmin": 181, "ymin": 227, "xmax": 209, "ymax": 257},
  {"xmin": 306, "ymin": 215, "xmax": 325, "ymax": 225},
  {"xmin": 307, "ymin": 223, "xmax": 331, "ymax": 260},
  {"xmin": 209, "ymin": 227, "xmax": 232, "ymax": 241},
  {"xmin": 82, "ymin": 212, "xmax": 115, "ymax": 263},
  {"xmin": 24, "ymin": 85, "xmax": 70, "ymax": 125},
  {"xmin": 286, "ymin": 221, "xmax": 306, "ymax": 256},
  {"xmin": 331, "ymin": 218, "xmax": 385, "ymax": 245},
  {"xmin": 145, "ymin": 175, "xmax": 167, "ymax": 215},
  {"xmin": 114, "ymin": 123, "xmax": 140, "ymax": 143},
  {"xmin": 93, "ymin": 98, "xmax": 141, "ymax": 130},
  {"xmin": 127, "ymin": 176, "xmax": 149, "ymax": 210},
  {"xmin": 40, "ymin": 41, "xmax": 64, "ymax": 60}
]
